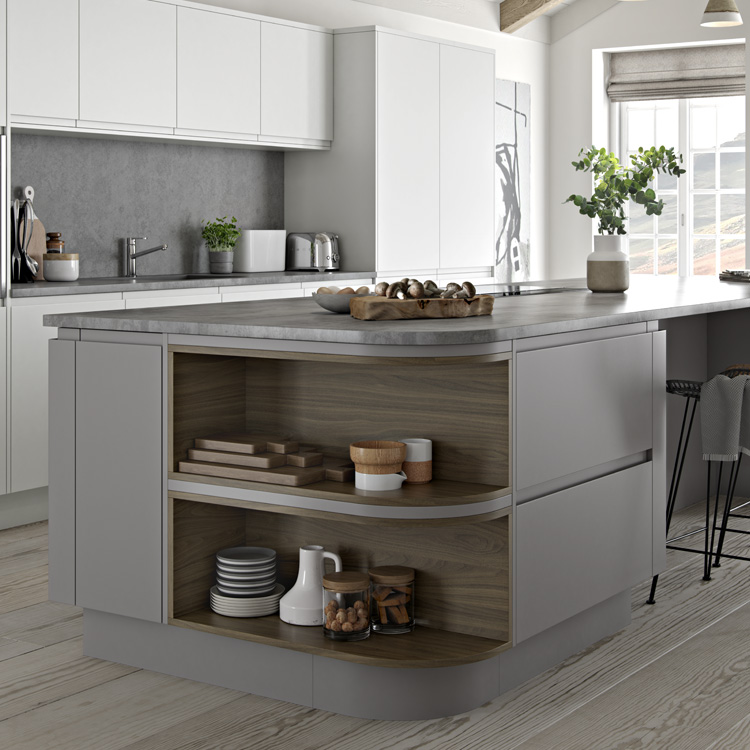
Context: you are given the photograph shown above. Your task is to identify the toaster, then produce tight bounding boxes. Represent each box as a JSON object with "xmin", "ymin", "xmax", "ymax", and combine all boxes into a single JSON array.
[{"xmin": 286, "ymin": 232, "xmax": 340, "ymax": 272}]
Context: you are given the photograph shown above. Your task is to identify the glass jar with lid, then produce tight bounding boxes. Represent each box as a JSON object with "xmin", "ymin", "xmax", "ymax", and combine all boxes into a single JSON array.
[
  {"xmin": 322, "ymin": 572, "xmax": 370, "ymax": 641},
  {"xmin": 369, "ymin": 565, "xmax": 415, "ymax": 634}
]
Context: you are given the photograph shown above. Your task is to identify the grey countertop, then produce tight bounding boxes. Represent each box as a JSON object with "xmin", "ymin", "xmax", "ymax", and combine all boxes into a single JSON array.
[
  {"xmin": 11, "ymin": 270, "xmax": 375, "ymax": 297},
  {"xmin": 44, "ymin": 276, "xmax": 750, "ymax": 346}
]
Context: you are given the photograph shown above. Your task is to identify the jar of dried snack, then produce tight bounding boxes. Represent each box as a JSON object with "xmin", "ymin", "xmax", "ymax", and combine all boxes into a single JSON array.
[
  {"xmin": 369, "ymin": 565, "xmax": 415, "ymax": 634},
  {"xmin": 322, "ymin": 572, "xmax": 370, "ymax": 641}
]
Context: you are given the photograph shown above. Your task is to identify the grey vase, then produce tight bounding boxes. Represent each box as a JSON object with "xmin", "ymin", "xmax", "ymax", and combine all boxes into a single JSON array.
[{"xmin": 209, "ymin": 251, "xmax": 234, "ymax": 275}]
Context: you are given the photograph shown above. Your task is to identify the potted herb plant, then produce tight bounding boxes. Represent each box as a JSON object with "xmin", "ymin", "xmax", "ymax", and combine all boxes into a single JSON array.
[
  {"xmin": 566, "ymin": 146, "xmax": 686, "ymax": 292},
  {"xmin": 201, "ymin": 216, "xmax": 242, "ymax": 274}
]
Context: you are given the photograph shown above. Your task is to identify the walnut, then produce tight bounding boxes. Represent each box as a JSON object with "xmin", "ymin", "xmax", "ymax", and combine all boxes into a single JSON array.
[
  {"xmin": 335, "ymin": 610, "xmax": 347, "ymax": 624},
  {"xmin": 329, "ymin": 619, "xmax": 342, "ymax": 632},
  {"xmin": 342, "ymin": 622, "xmax": 354, "ymax": 632}
]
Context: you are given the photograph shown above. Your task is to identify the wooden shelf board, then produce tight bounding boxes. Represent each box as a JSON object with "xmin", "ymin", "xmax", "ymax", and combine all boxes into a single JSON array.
[
  {"xmin": 168, "ymin": 472, "xmax": 511, "ymax": 508},
  {"xmin": 170, "ymin": 608, "xmax": 511, "ymax": 668}
]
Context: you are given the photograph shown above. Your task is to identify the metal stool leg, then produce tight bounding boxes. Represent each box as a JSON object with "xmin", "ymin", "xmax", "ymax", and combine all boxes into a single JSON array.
[
  {"xmin": 714, "ymin": 453, "xmax": 743, "ymax": 567},
  {"xmin": 647, "ymin": 396, "xmax": 698, "ymax": 604},
  {"xmin": 705, "ymin": 461, "xmax": 725, "ymax": 580}
]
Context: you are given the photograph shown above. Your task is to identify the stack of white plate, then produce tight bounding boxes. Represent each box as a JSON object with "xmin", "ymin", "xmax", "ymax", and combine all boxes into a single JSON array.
[
  {"xmin": 210, "ymin": 583, "xmax": 285, "ymax": 618},
  {"xmin": 211, "ymin": 546, "xmax": 283, "ymax": 618}
]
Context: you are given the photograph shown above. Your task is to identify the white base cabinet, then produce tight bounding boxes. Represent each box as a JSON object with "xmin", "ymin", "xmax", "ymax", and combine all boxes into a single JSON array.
[{"xmin": 10, "ymin": 295, "xmax": 125, "ymax": 494}]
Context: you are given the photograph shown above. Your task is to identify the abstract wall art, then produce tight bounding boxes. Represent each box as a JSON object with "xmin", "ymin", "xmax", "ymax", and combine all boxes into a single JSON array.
[{"xmin": 495, "ymin": 79, "xmax": 531, "ymax": 282}]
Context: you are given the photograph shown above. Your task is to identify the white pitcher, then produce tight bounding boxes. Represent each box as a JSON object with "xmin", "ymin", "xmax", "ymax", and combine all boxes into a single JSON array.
[{"xmin": 279, "ymin": 545, "xmax": 342, "ymax": 626}]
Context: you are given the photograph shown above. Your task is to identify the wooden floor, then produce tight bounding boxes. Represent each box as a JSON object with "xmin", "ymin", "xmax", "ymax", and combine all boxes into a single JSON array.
[{"xmin": 0, "ymin": 501, "xmax": 749, "ymax": 749}]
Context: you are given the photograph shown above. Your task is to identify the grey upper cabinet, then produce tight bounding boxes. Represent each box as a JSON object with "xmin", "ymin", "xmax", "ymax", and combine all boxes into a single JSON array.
[
  {"xmin": 79, "ymin": 0, "xmax": 177, "ymax": 129},
  {"xmin": 75, "ymin": 340, "xmax": 163, "ymax": 623},
  {"xmin": 8, "ymin": 0, "xmax": 79, "ymax": 122},
  {"xmin": 176, "ymin": 7, "xmax": 261, "ymax": 138}
]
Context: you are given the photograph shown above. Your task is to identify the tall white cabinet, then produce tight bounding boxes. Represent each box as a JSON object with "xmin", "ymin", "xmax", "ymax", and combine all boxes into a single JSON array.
[{"xmin": 285, "ymin": 27, "xmax": 495, "ymax": 277}]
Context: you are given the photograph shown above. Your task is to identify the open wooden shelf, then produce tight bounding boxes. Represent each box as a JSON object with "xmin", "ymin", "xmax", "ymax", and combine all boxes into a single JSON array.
[
  {"xmin": 170, "ymin": 609, "xmax": 511, "ymax": 668},
  {"xmin": 169, "ymin": 471, "xmax": 512, "ymax": 510}
]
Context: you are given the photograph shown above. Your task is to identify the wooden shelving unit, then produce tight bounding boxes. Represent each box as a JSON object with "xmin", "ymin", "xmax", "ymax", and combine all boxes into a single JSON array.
[{"xmin": 167, "ymin": 345, "xmax": 513, "ymax": 668}]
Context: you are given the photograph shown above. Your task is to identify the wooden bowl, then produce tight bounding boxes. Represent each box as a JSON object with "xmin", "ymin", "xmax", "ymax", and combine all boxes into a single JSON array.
[{"xmin": 349, "ymin": 440, "xmax": 406, "ymax": 475}]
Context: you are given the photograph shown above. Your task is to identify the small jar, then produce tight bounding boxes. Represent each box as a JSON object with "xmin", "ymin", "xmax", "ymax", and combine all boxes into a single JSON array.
[
  {"xmin": 369, "ymin": 566, "xmax": 415, "ymax": 634},
  {"xmin": 46, "ymin": 232, "xmax": 65, "ymax": 253},
  {"xmin": 322, "ymin": 572, "xmax": 370, "ymax": 641}
]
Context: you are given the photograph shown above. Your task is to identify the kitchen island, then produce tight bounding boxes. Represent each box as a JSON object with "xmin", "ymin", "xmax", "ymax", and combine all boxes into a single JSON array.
[{"xmin": 43, "ymin": 276, "xmax": 750, "ymax": 720}]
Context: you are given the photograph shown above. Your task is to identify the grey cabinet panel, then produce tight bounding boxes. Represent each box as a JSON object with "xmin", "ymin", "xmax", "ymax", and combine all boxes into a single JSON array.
[
  {"xmin": 75, "ymin": 341, "xmax": 162, "ymax": 622},
  {"xmin": 515, "ymin": 333, "xmax": 654, "ymax": 491},
  {"xmin": 48, "ymin": 340, "xmax": 76, "ymax": 605},
  {"xmin": 515, "ymin": 463, "xmax": 653, "ymax": 642}
]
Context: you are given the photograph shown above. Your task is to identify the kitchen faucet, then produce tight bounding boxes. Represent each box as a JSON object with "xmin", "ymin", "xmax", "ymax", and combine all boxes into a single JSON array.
[{"xmin": 125, "ymin": 236, "xmax": 168, "ymax": 278}]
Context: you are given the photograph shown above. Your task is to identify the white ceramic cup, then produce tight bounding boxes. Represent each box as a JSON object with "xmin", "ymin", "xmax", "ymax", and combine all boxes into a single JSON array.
[
  {"xmin": 401, "ymin": 439, "xmax": 432, "ymax": 461},
  {"xmin": 355, "ymin": 471, "xmax": 407, "ymax": 491}
]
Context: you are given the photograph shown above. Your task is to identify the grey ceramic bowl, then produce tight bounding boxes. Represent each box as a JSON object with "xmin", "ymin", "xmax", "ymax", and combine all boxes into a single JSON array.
[{"xmin": 312, "ymin": 292, "xmax": 373, "ymax": 314}]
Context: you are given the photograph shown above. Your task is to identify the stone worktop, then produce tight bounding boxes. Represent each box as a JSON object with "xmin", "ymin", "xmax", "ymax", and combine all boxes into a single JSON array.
[
  {"xmin": 12, "ymin": 270, "xmax": 374, "ymax": 298},
  {"xmin": 44, "ymin": 276, "xmax": 750, "ymax": 346}
]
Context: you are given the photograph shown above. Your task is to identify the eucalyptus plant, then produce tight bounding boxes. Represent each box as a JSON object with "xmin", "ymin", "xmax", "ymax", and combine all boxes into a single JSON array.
[
  {"xmin": 201, "ymin": 216, "xmax": 241, "ymax": 251},
  {"xmin": 566, "ymin": 146, "xmax": 686, "ymax": 235}
]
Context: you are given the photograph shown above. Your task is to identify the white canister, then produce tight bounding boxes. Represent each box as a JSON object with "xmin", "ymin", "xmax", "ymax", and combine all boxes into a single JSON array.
[
  {"xmin": 233, "ymin": 230, "xmax": 286, "ymax": 273},
  {"xmin": 354, "ymin": 471, "xmax": 407, "ymax": 491},
  {"xmin": 43, "ymin": 253, "xmax": 79, "ymax": 281},
  {"xmin": 400, "ymin": 439, "xmax": 433, "ymax": 484}
]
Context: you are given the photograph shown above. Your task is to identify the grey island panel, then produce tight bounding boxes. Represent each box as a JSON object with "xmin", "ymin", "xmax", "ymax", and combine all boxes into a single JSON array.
[{"xmin": 44, "ymin": 277, "xmax": 750, "ymax": 346}]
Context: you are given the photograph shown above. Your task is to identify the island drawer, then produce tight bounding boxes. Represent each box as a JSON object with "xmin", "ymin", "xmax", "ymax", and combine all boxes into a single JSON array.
[
  {"xmin": 515, "ymin": 333, "xmax": 657, "ymax": 491},
  {"xmin": 515, "ymin": 462, "xmax": 653, "ymax": 642}
]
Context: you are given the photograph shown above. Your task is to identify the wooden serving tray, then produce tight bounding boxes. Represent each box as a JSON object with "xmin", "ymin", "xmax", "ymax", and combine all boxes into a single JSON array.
[
  {"xmin": 178, "ymin": 459, "xmax": 326, "ymax": 486},
  {"xmin": 349, "ymin": 295, "xmax": 494, "ymax": 321},
  {"xmin": 187, "ymin": 448, "xmax": 287, "ymax": 469}
]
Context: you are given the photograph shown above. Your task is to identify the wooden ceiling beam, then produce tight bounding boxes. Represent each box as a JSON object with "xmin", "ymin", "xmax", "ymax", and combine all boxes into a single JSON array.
[{"xmin": 500, "ymin": 0, "xmax": 569, "ymax": 32}]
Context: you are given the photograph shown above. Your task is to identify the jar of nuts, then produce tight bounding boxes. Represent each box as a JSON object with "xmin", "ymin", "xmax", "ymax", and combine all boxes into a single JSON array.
[
  {"xmin": 369, "ymin": 566, "xmax": 415, "ymax": 634},
  {"xmin": 322, "ymin": 572, "xmax": 371, "ymax": 641}
]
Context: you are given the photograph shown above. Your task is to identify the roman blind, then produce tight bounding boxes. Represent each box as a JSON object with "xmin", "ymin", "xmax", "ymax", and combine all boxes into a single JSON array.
[{"xmin": 607, "ymin": 44, "xmax": 745, "ymax": 102}]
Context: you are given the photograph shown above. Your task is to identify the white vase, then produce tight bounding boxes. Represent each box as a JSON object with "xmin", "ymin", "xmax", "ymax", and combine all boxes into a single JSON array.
[
  {"xmin": 279, "ymin": 545, "xmax": 342, "ymax": 626},
  {"xmin": 587, "ymin": 235, "xmax": 630, "ymax": 293}
]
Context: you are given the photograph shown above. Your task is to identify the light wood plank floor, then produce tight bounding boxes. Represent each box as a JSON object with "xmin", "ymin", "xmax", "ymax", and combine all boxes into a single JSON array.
[{"xmin": 0, "ymin": 501, "xmax": 749, "ymax": 750}]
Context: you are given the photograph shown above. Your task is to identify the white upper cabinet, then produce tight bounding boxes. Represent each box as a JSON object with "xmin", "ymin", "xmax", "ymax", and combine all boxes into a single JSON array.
[
  {"xmin": 376, "ymin": 33, "xmax": 440, "ymax": 273},
  {"xmin": 177, "ymin": 7, "xmax": 260, "ymax": 137},
  {"xmin": 8, "ymin": 0, "xmax": 79, "ymax": 121},
  {"xmin": 439, "ymin": 44, "xmax": 495, "ymax": 271},
  {"xmin": 261, "ymin": 23, "xmax": 333, "ymax": 141},
  {"xmin": 79, "ymin": 0, "xmax": 176, "ymax": 129}
]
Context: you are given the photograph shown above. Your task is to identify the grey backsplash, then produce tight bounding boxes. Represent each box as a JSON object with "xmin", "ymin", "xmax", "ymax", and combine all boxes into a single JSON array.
[{"xmin": 11, "ymin": 133, "xmax": 284, "ymax": 277}]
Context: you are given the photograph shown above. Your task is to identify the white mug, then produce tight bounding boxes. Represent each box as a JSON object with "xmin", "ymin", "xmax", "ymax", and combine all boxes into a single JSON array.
[
  {"xmin": 399, "ymin": 439, "xmax": 433, "ymax": 484},
  {"xmin": 355, "ymin": 471, "xmax": 407, "ymax": 491}
]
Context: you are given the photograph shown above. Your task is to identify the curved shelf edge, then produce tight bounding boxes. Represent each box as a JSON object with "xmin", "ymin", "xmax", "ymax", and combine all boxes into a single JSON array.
[
  {"xmin": 168, "ymin": 473, "xmax": 512, "ymax": 521},
  {"xmin": 170, "ymin": 610, "xmax": 511, "ymax": 668}
]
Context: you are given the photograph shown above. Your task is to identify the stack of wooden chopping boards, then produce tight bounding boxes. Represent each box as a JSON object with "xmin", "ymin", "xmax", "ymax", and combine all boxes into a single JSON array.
[{"xmin": 178, "ymin": 434, "xmax": 355, "ymax": 486}]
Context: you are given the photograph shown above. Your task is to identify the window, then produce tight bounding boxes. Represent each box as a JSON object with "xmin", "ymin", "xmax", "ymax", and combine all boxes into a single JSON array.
[{"xmin": 619, "ymin": 96, "xmax": 745, "ymax": 276}]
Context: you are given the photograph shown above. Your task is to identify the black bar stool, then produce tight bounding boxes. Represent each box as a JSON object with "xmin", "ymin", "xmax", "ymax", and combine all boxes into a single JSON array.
[{"xmin": 647, "ymin": 366, "xmax": 750, "ymax": 604}]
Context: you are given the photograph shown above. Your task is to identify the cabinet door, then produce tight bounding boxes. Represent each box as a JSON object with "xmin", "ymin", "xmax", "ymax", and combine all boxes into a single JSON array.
[
  {"xmin": 439, "ymin": 45, "xmax": 494, "ymax": 271},
  {"xmin": 376, "ymin": 33, "xmax": 440, "ymax": 274},
  {"xmin": 260, "ymin": 23, "xmax": 333, "ymax": 141},
  {"xmin": 8, "ymin": 0, "xmax": 78, "ymax": 121},
  {"xmin": 123, "ymin": 289, "xmax": 222, "ymax": 309},
  {"xmin": 10, "ymin": 296, "xmax": 124, "ymax": 493},
  {"xmin": 515, "ymin": 333, "xmax": 655, "ymax": 491},
  {"xmin": 177, "ymin": 7, "xmax": 260, "ymax": 137},
  {"xmin": 80, "ymin": 0, "xmax": 176, "ymax": 129},
  {"xmin": 516, "ymin": 463, "xmax": 654, "ymax": 642},
  {"xmin": 75, "ymin": 341, "xmax": 163, "ymax": 622}
]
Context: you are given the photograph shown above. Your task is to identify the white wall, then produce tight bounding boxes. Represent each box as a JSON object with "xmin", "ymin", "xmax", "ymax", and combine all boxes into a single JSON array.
[
  {"xmin": 195, "ymin": 0, "xmax": 550, "ymax": 277},
  {"xmin": 548, "ymin": 0, "xmax": 746, "ymax": 279}
]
